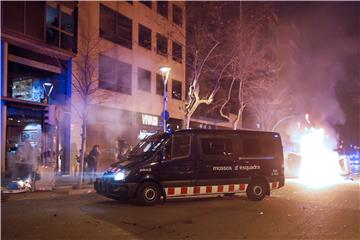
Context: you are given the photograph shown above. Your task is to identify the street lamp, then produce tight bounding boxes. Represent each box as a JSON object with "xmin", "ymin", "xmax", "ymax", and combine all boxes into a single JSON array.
[
  {"xmin": 42, "ymin": 82, "xmax": 54, "ymax": 104},
  {"xmin": 159, "ymin": 67, "xmax": 171, "ymax": 132}
]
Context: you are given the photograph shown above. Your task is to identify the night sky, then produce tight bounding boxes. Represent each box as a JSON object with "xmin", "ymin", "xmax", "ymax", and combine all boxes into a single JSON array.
[
  {"xmin": 277, "ymin": 2, "xmax": 359, "ymax": 146},
  {"xmin": 192, "ymin": 2, "xmax": 359, "ymax": 145}
]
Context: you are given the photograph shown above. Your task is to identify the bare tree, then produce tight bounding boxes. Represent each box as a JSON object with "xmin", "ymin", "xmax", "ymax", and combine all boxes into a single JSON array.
[
  {"xmin": 183, "ymin": 2, "xmax": 234, "ymax": 128},
  {"xmin": 71, "ymin": 30, "xmax": 108, "ymax": 188},
  {"xmin": 247, "ymin": 79, "xmax": 294, "ymax": 131},
  {"xmin": 217, "ymin": 3, "xmax": 283, "ymax": 130}
]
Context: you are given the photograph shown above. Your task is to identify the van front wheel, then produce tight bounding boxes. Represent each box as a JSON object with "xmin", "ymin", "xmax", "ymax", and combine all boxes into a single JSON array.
[
  {"xmin": 136, "ymin": 182, "xmax": 161, "ymax": 206},
  {"xmin": 246, "ymin": 180, "xmax": 267, "ymax": 201}
]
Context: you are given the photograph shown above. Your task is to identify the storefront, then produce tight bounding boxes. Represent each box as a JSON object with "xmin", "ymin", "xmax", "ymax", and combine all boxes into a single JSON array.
[
  {"xmin": 137, "ymin": 113, "xmax": 162, "ymax": 140},
  {"xmin": 86, "ymin": 105, "xmax": 183, "ymax": 171},
  {"xmin": 1, "ymin": 43, "xmax": 72, "ymax": 179}
]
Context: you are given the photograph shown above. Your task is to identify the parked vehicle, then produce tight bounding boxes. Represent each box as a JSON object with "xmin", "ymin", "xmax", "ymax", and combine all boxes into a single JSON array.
[{"xmin": 94, "ymin": 129, "xmax": 285, "ymax": 205}]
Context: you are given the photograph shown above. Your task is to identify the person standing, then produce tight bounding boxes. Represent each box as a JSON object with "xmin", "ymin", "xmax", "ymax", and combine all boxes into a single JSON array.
[
  {"xmin": 116, "ymin": 139, "xmax": 129, "ymax": 162},
  {"xmin": 15, "ymin": 139, "xmax": 35, "ymax": 180},
  {"xmin": 86, "ymin": 145, "xmax": 101, "ymax": 183}
]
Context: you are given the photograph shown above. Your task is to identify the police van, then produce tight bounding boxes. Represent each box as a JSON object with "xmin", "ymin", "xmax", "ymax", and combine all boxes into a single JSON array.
[{"xmin": 94, "ymin": 129, "xmax": 285, "ymax": 205}]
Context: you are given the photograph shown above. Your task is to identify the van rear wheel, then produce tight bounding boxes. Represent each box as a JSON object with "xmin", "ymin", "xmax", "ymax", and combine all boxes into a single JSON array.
[
  {"xmin": 246, "ymin": 180, "xmax": 267, "ymax": 201},
  {"xmin": 136, "ymin": 182, "xmax": 161, "ymax": 206}
]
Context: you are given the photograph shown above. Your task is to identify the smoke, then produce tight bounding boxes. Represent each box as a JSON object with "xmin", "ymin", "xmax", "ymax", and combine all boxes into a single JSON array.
[{"xmin": 280, "ymin": 2, "xmax": 359, "ymax": 128}]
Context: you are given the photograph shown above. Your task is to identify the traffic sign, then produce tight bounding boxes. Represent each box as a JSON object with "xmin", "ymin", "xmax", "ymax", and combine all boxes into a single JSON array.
[{"xmin": 161, "ymin": 110, "xmax": 170, "ymax": 121}]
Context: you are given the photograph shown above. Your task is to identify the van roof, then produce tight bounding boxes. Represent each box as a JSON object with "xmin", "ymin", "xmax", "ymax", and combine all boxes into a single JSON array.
[{"xmin": 174, "ymin": 129, "xmax": 281, "ymax": 137}]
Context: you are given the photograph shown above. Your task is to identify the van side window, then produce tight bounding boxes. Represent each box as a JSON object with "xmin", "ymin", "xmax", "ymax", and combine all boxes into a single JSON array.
[
  {"xmin": 240, "ymin": 137, "xmax": 278, "ymax": 159},
  {"xmin": 199, "ymin": 136, "xmax": 233, "ymax": 161},
  {"xmin": 171, "ymin": 134, "xmax": 191, "ymax": 159},
  {"xmin": 263, "ymin": 139, "xmax": 282, "ymax": 157},
  {"xmin": 242, "ymin": 138, "xmax": 262, "ymax": 157},
  {"xmin": 201, "ymin": 138, "xmax": 232, "ymax": 155}
]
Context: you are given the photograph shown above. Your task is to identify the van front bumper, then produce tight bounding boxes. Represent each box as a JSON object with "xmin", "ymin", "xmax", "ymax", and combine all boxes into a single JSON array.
[{"xmin": 94, "ymin": 178, "xmax": 137, "ymax": 199}]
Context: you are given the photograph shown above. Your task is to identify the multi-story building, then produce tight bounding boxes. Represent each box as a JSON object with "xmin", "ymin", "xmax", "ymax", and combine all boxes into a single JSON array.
[
  {"xmin": 71, "ymin": 1, "xmax": 186, "ymax": 171},
  {"xmin": 1, "ymin": 2, "xmax": 77, "ymax": 177}
]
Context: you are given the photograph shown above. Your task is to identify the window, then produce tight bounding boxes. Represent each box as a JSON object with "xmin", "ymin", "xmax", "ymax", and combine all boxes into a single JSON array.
[
  {"xmin": 2, "ymin": 2, "xmax": 76, "ymax": 49},
  {"xmin": 99, "ymin": 55, "xmax": 132, "ymax": 95},
  {"xmin": 172, "ymin": 41, "xmax": 182, "ymax": 63},
  {"xmin": 138, "ymin": 68, "xmax": 151, "ymax": 92},
  {"xmin": 140, "ymin": 1, "xmax": 152, "ymax": 8},
  {"xmin": 61, "ymin": 11, "xmax": 74, "ymax": 33},
  {"xmin": 156, "ymin": 74, "xmax": 167, "ymax": 95},
  {"xmin": 241, "ymin": 138, "xmax": 263, "ymax": 157},
  {"xmin": 172, "ymin": 4, "xmax": 183, "ymax": 26},
  {"xmin": 156, "ymin": 33, "xmax": 168, "ymax": 56},
  {"xmin": 172, "ymin": 80, "xmax": 182, "ymax": 100},
  {"xmin": 157, "ymin": 1, "xmax": 168, "ymax": 18},
  {"xmin": 100, "ymin": 4, "xmax": 132, "ymax": 49},
  {"xmin": 240, "ymin": 137, "xmax": 280, "ymax": 159},
  {"xmin": 99, "ymin": 4, "xmax": 116, "ymax": 42},
  {"xmin": 201, "ymin": 138, "xmax": 233, "ymax": 155},
  {"xmin": 7, "ymin": 61, "xmax": 58, "ymax": 103},
  {"xmin": 171, "ymin": 134, "xmax": 191, "ymax": 159},
  {"xmin": 138, "ymin": 24, "xmax": 151, "ymax": 50},
  {"xmin": 117, "ymin": 13, "xmax": 132, "ymax": 49},
  {"xmin": 262, "ymin": 139, "xmax": 278, "ymax": 156},
  {"xmin": 45, "ymin": 3, "xmax": 74, "ymax": 51}
]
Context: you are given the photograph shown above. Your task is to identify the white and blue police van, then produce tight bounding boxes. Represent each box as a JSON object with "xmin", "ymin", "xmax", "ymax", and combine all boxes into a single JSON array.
[{"xmin": 94, "ymin": 129, "xmax": 285, "ymax": 205}]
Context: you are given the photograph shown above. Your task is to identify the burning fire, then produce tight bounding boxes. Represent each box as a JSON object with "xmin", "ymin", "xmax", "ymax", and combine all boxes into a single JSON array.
[{"xmin": 298, "ymin": 127, "xmax": 343, "ymax": 187}]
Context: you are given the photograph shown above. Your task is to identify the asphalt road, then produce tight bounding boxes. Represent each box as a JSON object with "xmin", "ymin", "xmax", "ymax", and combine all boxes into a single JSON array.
[{"xmin": 2, "ymin": 179, "xmax": 359, "ymax": 240}]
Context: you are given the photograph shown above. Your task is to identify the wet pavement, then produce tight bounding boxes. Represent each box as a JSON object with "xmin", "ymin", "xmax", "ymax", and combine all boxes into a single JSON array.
[{"xmin": 2, "ymin": 179, "xmax": 359, "ymax": 240}]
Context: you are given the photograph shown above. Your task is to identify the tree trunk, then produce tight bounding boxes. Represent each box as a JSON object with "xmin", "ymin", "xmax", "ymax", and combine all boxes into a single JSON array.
[
  {"xmin": 184, "ymin": 113, "xmax": 191, "ymax": 129},
  {"xmin": 78, "ymin": 118, "xmax": 87, "ymax": 189}
]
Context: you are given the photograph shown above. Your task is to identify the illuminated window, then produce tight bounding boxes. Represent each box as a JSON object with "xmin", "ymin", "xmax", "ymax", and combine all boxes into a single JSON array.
[
  {"xmin": 45, "ymin": 2, "xmax": 74, "ymax": 51},
  {"xmin": 172, "ymin": 80, "xmax": 182, "ymax": 100}
]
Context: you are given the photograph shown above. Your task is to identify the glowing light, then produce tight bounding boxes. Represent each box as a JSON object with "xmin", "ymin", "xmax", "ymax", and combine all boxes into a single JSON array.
[
  {"xmin": 305, "ymin": 113, "xmax": 310, "ymax": 124},
  {"xmin": 114, "ymin": 171, "xmax": 125, "ymax": 181},
  {"xmin": 159, "ymin": 67, "xmax": 171, "ymax": 74},
  {"xmin": 298, "ymin": 127, "xmax": 343, "ymax": 187},
  {"xmin": 159, "ymin": 66, "xmax": 171, "ymax": 84}
]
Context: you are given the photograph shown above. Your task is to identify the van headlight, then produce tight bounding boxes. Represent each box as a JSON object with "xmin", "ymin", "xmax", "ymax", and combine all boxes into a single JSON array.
[{"xmin": 114, "ymin": 170, "xmax": 130, "ymax": 181}]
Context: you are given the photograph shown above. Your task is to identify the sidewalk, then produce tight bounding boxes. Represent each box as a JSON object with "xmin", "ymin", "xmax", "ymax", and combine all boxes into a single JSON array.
[
  {"xmin": 1, "ymin": 175, "xmax": 97, "ymax": 202},
  {"xmin": 2, "ymin": 184, "xmax": 95, "ymax": 202}
]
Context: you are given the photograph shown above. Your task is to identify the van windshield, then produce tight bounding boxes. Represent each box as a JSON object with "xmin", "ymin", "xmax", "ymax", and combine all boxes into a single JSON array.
[{"xmin": 128, "ymin": 133, "xmax": 169, "ymax": 158}]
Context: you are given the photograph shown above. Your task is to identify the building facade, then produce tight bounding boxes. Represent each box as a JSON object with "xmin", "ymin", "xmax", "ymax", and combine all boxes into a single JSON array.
[
  {"xmin": 1, "ymin": 1, "xmax": 77, "ymax": 178},
  {"xmin": 71, "ymin": 1, "xmax": 186, "ymax": 172}
]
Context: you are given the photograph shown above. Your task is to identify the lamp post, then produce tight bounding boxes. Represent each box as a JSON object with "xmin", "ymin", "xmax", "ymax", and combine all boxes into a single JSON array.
[{"xmin": 159, "ymin": 67, "xmax": 171, "ymax": 132}]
